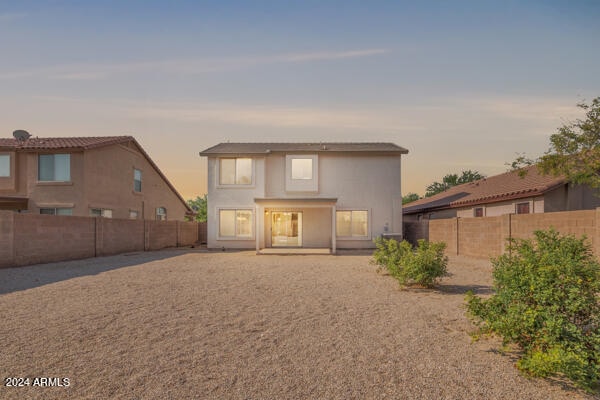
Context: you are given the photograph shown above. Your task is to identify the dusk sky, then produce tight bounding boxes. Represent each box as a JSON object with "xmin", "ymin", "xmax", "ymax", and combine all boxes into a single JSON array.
[{"xmin": 1, "ymin": 1, "xmax": 599, "ymax": 199}]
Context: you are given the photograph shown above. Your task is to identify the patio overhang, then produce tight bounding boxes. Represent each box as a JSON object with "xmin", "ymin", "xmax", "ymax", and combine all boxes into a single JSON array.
[
  {"xmin": 254, "ymin": 197, "xmax": 337, "ymax": 208},
  {"xmin": 254, "ymin": 197, "xmax": 338, "ymax": 255},
  {"xmin": 0, "ymin": 196, "xmax": 29, "ymax": 210}
]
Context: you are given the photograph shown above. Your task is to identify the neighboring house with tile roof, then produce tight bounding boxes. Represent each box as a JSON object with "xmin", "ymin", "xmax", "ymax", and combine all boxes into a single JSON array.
[
  {"xmin": 199, "ymin": 142, "xmax": 409, "ymax": 253},
  {"xmin": 0, "ymin": 135, "xmax": 192, "ymax": 220},
  {"xmin": 403, "ymin": 165, "xmax": 600, "ymax": 221}
]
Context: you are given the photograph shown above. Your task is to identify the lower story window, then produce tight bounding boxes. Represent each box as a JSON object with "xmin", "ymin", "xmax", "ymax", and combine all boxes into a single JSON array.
[
  {"xmin": 40, "ymin": 208, "xmax": 72, "ymax": 216},
  {"xmin": 219, "ymin": 209, "xmax": 253, "ymax": 238},
  {"xmin": 90, "ymin": 208, "xmax": 113, "ymax": 218},
  {"xmin": 156, "ymin": 207, "xmax": 167, "ymax": 221},
  {"xmin": 516, "ymin": 202, "xmax": 530, "ymax": 214},
  {"xmin": 336, "ymin": 210, "xmax": 368, "ymax": 237}
]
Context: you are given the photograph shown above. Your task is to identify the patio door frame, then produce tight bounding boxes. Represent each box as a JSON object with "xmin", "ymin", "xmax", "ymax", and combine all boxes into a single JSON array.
[{"xmin": 271, "ymin": 211, "xmax": 303, "ymax": 247}]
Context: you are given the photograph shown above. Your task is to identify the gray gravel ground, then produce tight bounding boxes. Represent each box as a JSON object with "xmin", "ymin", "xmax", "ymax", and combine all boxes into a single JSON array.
[{"xmin": 0, "ymin": 250, "xmax": 596, "ymax": 399}]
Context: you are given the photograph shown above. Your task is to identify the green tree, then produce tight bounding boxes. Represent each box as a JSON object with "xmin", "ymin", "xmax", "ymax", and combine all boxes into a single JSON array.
[
  {"xmin": 511, "ymin": 97, "xmax": 600, "ymax": 188},
  {"xmin": 187, "ymin": 194, "xmax": 207, "ymax": 222},
  {"xmin": 402, "ymin": 192, "xmax": 421, "ymax": 204},
  {"xmin": 425, "ymin": 170, "xmax": 485, "ymax": 197}
]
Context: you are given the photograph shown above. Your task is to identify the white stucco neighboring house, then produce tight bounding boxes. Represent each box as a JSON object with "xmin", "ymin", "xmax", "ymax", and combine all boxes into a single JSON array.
[{"xmin": 199, "ymin": 142, "xmax": 409, "ymax": 253}]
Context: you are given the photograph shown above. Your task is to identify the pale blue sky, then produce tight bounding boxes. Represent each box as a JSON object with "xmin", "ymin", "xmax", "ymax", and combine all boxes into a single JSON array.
[{"xmin": 1, "ymin": 1, "xmax": 599, "ymax": 198}]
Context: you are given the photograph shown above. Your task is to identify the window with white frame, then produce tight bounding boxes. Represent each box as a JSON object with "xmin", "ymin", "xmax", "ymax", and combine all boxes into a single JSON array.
[
  {"xmin": 291, "ymin": 158, "xmax": 313, "ymax": 180},
  {"xmin": 336, "ymin": 210, "xmax": 369, "ymax": 237},
  {"xmin": 285, "ymin": 154, "xmax": 318, "ymax": 192},
  {"xmin": 134, "ymin": 169, "xmax": 142, "ymax": 192},
  {"xmin": 90, "ymin": 208, "xmax": 113, "ymax": 218},
  {"xmin": 219, "ymin": 158, "xmax": 252, "ymax": 185},
  {"xmin": 40, "ymin": 208, "xmax": 72, "ymax": 216},
  {"xmin": 38, "ymin": 154, "xmax": 70, "ymax": 181},
  {"xmin": 129, "ymin": 210, "xmax": 139, "ymax": 219},
  {"xmin": 156, "ymin": 207, "xmax": 167, "ymax": 221},
  {"xmin": 219, "ymin": 209, "xmax": 253, "ymax": 238},
  {"xmin": 0, "ymin": 154, "xmax": 10, "ymax": 177}
]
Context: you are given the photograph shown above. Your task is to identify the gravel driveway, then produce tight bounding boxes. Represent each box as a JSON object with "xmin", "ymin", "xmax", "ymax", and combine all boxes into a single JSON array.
[{"xmin": 0, "ymin": 250, "xmax": 595, "ymax": 399}]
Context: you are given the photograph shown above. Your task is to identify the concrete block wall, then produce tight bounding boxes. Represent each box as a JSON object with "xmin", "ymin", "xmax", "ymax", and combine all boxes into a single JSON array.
[
  {"xmin": 0, "ymin": 212, "xmax": 15, "ymax": 268},
  {"xmin": 99, "ymin": 218, "xmax": 145, "ymax": 256},
  {"xmin": 429, "ymin": 219, "xmax": 458, "ymax": 255},
  {"xmin": 403, "ymin": 221, "xmax": 429, "ymax": 246},
  {"xmin": 458, "ymin": 216, "xmax": 503, "ymax": 258},
  {"xmin": 0, "ymin": 211, "xmax": 199, "ymax": 268},
  {"xmin": 178, "ymin": 221, "xmax": 199, "ymax": 246},
  {"xmin": 429, "ymin": 208, "xmax": 598, "ymax": 259},
  {"xmin": 146, "ymin": 220, "xmax": 178, "ymax": 250},
  {"xmin": 14, "ymin": 214, "xmax": 96, "ymax": 266}
]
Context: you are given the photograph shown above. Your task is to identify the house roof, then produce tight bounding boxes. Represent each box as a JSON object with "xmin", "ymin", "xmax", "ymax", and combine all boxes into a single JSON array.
[
  {"xmin": 1, "ymin": 136, "xmax": 192, "ymax": 213},
  {"xmin": 0, "ymin": 136, "xmax": 133, "ymax": 150},
  {"xmin": 403, "ymin": 166, "xmax": 566, "ymax": 214},
  {"xmin": 199, "ymin": 142, "xmax": 408, "ymax": 155}
]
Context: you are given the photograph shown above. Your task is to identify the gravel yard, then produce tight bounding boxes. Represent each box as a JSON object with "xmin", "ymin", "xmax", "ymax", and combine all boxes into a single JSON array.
[{"xmin": 0, "ymin": 250, "xmax": 595, "ymax": 399}]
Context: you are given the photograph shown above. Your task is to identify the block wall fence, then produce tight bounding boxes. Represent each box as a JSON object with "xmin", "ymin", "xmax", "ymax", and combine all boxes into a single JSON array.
[
  {"xmin": 0, "ymin": 211, "xmax": 199, "ymax": 268},
  {"xmin": 405, "ymin": 208, "xmax": 600, "ymax": 259}
]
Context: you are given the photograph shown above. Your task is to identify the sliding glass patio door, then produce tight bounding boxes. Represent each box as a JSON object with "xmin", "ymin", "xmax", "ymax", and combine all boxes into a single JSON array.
[{"xmin": 272, "ymin": 212, "xmax": 302, "ymax": 247}]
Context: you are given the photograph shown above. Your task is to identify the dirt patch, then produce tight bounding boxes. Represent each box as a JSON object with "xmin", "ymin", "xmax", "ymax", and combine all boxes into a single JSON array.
[{"xmin": 0, "ymin": 251, "xmax": 593, "ymax": 399}]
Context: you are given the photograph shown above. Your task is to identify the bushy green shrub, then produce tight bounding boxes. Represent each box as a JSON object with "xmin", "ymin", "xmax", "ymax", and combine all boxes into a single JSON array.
[
  {"xmin": 466, "ymin": 229, "xmax": 600, "ymax": 391},
  {"xmin": 372, "ymin": 237, "xmax": 448, "ymax": 287}
]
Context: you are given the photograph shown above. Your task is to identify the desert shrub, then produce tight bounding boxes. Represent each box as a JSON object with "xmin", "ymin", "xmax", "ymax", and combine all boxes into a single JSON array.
[
  {"xmin": 372, "ymin": 237, "xmax": 448, "ymax": 287},
  {"xmin": 466, "ymin": 229, "xmax": 600, "ymax": 391}
]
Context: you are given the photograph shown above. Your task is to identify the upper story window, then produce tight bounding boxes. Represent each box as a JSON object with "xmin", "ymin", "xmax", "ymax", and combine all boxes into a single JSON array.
[
  {"xmin": 134, "ymin": 169, "xmax": 142, "ymax": 192},
  {"xmin": 219, "ymin": 158, "xmax": 252, "ymax": 185},
  {"xmin": 285, "ymin": 154, "xmax": 318, "ymax": 192},
  {"xmin": 474, "ymin": 207, "xmax": 484, "ymax": 217},
  {"xmin": 39, "ymin": 154, "xmax": 70, "ymax": 182},
  {"xmin": 156, "ymin": 207, "xmax": 167, "ymax": 221},
  {"xmin": 291, "ymin": 158, "xmax": 313, "ymax": 180},
  {"xmin": 0, "ymin": 154, "xmax": 10, "ymax": 177},
  {"xmin": 516, "ymin": 202, "xmax": 530, "ymax": 214}
]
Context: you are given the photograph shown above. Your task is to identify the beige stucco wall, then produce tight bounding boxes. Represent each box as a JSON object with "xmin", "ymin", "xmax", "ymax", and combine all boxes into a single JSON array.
[
  {"xmin": 0, "ymin": 143, "xmax": 189, "ymax": 220},
  {"xmin": 82, "ymin": 143, "xmax": 188, "ymax": 220},
  {"xmin": 206, "ymin": 152, "xmax": 403, "ymax": 249},
  {"xmin": 456, "ymin": 196, "xmax": 544, "ymax": 218}
]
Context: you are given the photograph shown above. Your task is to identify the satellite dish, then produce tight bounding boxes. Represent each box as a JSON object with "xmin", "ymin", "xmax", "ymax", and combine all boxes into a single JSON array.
[{"xmin": 13, "ymin": 130, "xmax": 31, "ymax": 141}]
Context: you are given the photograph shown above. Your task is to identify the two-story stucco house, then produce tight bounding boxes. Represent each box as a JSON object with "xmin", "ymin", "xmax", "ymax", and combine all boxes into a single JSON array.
[
  {"xmin": 199, "ymin": 142, "xmax": 408, "ymax": 253},
  {"xmin": 0, "ymin": 135, "xmax": 192, "ymax": 220}
]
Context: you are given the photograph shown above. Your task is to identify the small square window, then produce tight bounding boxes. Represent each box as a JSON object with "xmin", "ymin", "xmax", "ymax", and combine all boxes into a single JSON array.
[
  {"xmin": 474, "ymin": 207, "xmax": 484, "ymax": 217},
  {"xmin": 516, "ymin": 202, "xmax": 530, "ymax": 214},
  {"xmin": 291, "ymin": 158, "xmax": 313, "ymax": 180},
  {"xmin": 129, "ymin": 210, "xmax": 139, "ymax": 219},
  {"xmin": 156, "ymin": 207, "xmax": 167, "ymax": 221}
]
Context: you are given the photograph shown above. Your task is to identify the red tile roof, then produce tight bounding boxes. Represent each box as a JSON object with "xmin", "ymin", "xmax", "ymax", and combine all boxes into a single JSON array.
[
  {"xmin": 403, "ymin": 166, "xmax": 566, "ymax": 214},
  {"xmin": 0, "ymin": 136, "xmax": 132, "ymax": 150},
  {"xmin": 0, "ymin": 135, "xmax": 191, "ymax": 212}
]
